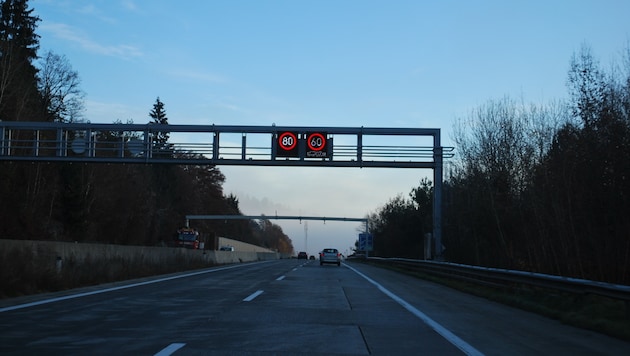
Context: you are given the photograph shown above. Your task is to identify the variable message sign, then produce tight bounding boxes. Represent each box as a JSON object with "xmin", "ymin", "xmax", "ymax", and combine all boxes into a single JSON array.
[
  {"xmin": 276, "ymin": 131, "xmax": 299, "ymax": 157},
  {"xmin": 305, "ymin": 132, "xmax": 329, "ymax": 158}
]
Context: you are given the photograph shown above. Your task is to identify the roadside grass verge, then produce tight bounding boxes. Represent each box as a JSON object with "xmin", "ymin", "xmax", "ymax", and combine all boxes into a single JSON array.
[
  {"xmin": 362, "ymin": 260, "xmax": 630, "ymax": 342},
  {"xmin": 0, "ymin": 243, "xmax": 211, "ymax": 299}
]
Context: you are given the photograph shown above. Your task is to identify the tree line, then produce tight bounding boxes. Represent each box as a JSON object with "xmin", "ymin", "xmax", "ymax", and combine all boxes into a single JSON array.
[
  {"xmin": 0, "ymin": 0, "xmax": 294, "ymax": 254},
  {"xmin": 369, "ymin": 44, "xmax": 630, "ymax": 285}
]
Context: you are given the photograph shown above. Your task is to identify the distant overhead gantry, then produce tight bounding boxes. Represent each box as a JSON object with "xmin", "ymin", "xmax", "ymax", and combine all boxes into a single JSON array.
[
  {"xmin": 185, "ymin": 214, "xmax": 370, "ymax": 231},
  {"xmin": 186, "ymin": 214, "xmax": 373, "ymax": 255}
]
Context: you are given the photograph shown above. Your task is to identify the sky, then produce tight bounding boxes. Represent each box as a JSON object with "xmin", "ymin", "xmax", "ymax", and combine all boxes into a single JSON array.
[{"xmin": 31, "ymin": 0, "xmax": 630, "ymax": 256}]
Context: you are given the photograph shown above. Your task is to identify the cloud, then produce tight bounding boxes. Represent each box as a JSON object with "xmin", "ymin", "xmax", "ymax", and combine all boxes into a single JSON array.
[
  {"xmin": 40, "ymin": 22, "xmax": 143, "ymax": 59},
  {"xmin": 121, "ymin": 0, "xmax": 138, "ymax": 12},
  {"xmin": 84, "ymin": 100, "xmax": 146, "ymax": 123},
  {"xmin": 75, "ymin": 4, "xmax": 99, "ymax": 16},
  {"xmin": 214, "ymin": 101, "xmax": 248, "ymax": 113},
  {"xmin": 166, "ymin": 68, "xmax": 228, "ymax": 84},
  {"xmin": 220, "ymin": 166, "xmax": 427, "ymax": 218},
  {"xmin": 220, "ymin": 166, "xmax": 425, "ymax": 255},
  {"xmin": 231, "ymin": 194, "xmax": 293, "ymax": 216}
]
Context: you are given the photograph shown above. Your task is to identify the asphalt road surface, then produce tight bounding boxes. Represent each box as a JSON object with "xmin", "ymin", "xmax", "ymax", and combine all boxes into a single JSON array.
[{"xmin": 1, "ymin": 259, "xmax": 629, "ymax": 355}]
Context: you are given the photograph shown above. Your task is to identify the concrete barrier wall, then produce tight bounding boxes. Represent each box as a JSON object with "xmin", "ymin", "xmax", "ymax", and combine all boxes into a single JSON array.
[
  {"xmin": 216, "ymin": 237, "xmax": 276, "ymax": 253},
  {"xmin": 0, "ymin": 239, "xmax": 281, "ymax": 267}
]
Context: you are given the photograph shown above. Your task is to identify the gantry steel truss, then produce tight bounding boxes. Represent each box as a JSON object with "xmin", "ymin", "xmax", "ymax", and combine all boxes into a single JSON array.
[{"xmin": 0, "ymin": 121, "xmax": 452, "ymax": 258}]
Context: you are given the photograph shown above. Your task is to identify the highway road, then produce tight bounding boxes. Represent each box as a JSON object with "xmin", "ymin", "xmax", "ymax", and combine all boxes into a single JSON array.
[{"xmin": 1, "ymin": 259, "xmax": 629, "ymax": 355}]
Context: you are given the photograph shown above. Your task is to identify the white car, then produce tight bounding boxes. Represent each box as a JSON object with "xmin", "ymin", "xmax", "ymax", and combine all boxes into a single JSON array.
[{"xmin": 319, "ymin": 248, "xmax": 341, "ymax": 266}]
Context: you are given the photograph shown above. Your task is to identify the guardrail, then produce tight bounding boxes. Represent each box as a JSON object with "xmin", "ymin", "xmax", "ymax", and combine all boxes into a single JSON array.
[{"xmin": 360, "ymin": 257, "xmax": 630, "ymax": 316}]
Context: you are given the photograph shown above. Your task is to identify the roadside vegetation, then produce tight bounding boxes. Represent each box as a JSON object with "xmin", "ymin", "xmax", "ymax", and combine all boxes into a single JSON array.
[
  {"xmin": 368, "ymin": 43, "xmax": 630, "ymax": 286},
  {"xmin": 363, "ymin": 260, "xmax": 630, "ymax": 342},
  {"xmin": 367, "ymin": 43, "xmax": 630, "ymax": 340},
  {"xmin": 0, "ymin": 0, "xmax": 294, "ymax": 251},
  {"xmin": 0, "ymin": 241, "xmax": 214, "ymax": 299}
]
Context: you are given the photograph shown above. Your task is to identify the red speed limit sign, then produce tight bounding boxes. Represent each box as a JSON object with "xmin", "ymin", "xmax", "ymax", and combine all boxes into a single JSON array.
[
  {"xmin": 276, "ymin": 131, "xmax": 299, "ymax": 157},
  {"xmin": 278, "ymin": 131, "xmax": 297, "ymax": 150},
  {"xmin": 306, "ymin": 132, "xmax": 329, "ymax": 158},
  {"xmin": 307, "ymin": 132, "xmax": 326, "ymax": 151}
]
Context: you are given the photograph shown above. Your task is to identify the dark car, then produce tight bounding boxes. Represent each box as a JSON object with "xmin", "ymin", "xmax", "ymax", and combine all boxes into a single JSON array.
[{"xmin": 297, "ymin": 251, "xmax": 308, "ymax": 259}]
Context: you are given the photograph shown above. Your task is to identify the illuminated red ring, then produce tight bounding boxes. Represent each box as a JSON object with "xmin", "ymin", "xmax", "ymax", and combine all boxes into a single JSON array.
[
  {"xmin": 307, "ymin": 133, "xmax": 326, "ymax": 151},
  {"xmin": 278, "ymin": 132, "xmax": 297, "ymax": 150}
]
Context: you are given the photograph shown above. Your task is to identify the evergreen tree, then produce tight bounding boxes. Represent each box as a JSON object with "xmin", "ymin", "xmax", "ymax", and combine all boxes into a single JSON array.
[
  {"xmin": 0, "ymin": 0, "xmax": 42, "ymax": 121},
  {"xmin": 149, "ymin": 97, "xmax": 170, "ymax": 153}
]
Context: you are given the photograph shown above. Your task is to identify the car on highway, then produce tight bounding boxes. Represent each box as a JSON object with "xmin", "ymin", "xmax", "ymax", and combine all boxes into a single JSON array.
[
  {"xmin": 319, "ymin": 248, "xmax": 341, "ymax": 266},
  {"xmin": 297, "ymin": 251, "xmax": 308, "ymax": 259}
]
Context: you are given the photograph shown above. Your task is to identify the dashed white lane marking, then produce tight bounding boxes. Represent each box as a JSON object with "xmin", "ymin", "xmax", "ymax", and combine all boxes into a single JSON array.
[
  {"xmin": 154, "ymin": 342, "xmax": 186, "ymax": 356},
  {"xmin": 243, "ymin": 290, "xmax": 264, "ymax": 302},
  {"xmin": 0, "ymin": 262, "xmax": 275, "ymax": 313},
  {"xmin": 345, "ymin": 264, "xmax": 485, "ymax": 356},
  {"xmin": 276, "ymin": 275, "xmax": 286, "ymax": 281}
]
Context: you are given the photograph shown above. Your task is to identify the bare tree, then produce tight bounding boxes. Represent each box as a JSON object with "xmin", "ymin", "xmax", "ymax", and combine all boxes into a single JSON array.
[
  {"xmin": 450, "ymin": 97, "xmax": 572, "ymax": 267},
  {"xmin": 567, "ymin": 45, "xmax": 607, "ymax": 128},
  {"xmin": 37, "ymin": 50, "xmax": 85, "ymax": 122}
]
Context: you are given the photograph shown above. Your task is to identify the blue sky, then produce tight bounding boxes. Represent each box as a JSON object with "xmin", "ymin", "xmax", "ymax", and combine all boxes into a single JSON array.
[{"xmin": 32, "ymin": 0, "xmax": 630, "ymax": 256}]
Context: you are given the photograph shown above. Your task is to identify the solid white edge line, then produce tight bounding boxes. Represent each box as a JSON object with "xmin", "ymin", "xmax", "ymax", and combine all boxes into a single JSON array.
[
  {"xmin": 154, "ymin": 342, "xmax": 186, "ymax": 356},
  {"xmin": 0, "ymin": 260, "xmax": 277, "ymax": 313},
  {"xmin": 243, "ymin": 290, "xmax": 264, "ymax": 302},
  {"xmin": 345, "ymin": 264, "xmax": 485, "ymax": 356}
]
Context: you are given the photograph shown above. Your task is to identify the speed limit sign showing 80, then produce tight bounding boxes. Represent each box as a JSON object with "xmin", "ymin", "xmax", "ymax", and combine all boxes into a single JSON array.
[{"xmin": 276, "ymin": 131, "xmax": 299, "ymax": 157}]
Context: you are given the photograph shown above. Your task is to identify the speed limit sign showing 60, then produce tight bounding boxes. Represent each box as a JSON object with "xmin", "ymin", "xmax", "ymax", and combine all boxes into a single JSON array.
[
  {"xmin": 276, "ymin": 131, "xmax": 299, "ymax": 157},
  {"xmin": 306, "ymin": 132, "xmax": 329, "ymax": 158}
]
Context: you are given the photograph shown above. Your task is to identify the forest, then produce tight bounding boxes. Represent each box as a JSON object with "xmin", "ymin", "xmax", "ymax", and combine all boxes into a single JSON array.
[
  {"xmin": 0, "ymin": 0, "xmax": 294, "ymax": 254},
  {"xmin": 370, "ymin": 44, "xmax": 630, "ymax": 285}
]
